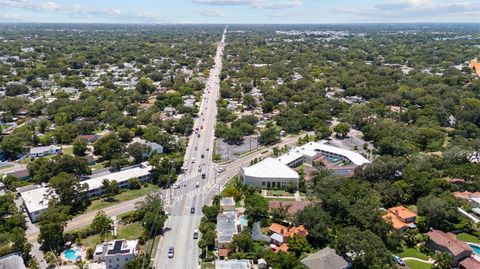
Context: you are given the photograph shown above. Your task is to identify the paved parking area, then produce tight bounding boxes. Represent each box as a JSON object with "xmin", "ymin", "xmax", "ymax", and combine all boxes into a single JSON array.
[{"xmin": 214, "ymin": 135, "xmax": 259, "ymax": 162}]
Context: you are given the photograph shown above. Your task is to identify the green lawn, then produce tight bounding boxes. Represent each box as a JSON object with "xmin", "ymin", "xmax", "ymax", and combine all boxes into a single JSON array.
[
  {"xmin": 396, "ymin": 247, "xmax": 429, "ymax": 261},
  {"xmin": 117, "ymin": 222, "xmax": 143, "ymax": 240},
  {"xmin": 405, "ymin": 260, "xmax": 432, "ymax": 269},
  {"xmin": 457, "ymin": 232, "xmax": 480, "ymax": 243},
  {"xmin": 91, "ymin": 161, "xmax": 106, "ymax": 170},
  {"xmin": 81, "ymin": 234, "xmax": 102, "ymax": 250},
  {"xmin": 62, "ymin": 147, "xmax": 74, "ymax": 156},
  {"xmin": 85, "ymin": 184, "xmax": 160, "ymax": 213}
]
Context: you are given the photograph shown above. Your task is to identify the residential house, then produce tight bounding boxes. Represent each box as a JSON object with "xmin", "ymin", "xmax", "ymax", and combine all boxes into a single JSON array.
[
  {"xmin": 453, "ymin": 191, "xmax": 480, "ymax": 201},
  {"xmin": 383, "ymin": 206, "xmax": 417, "ymax": 231},
  {"xmin": 301, "ymin": 247, "xmax": 351, "ymax": 269},
  {"xmin": 460, "ymin": 257, "xmax": 480, "ymax": 269},
  {"xmin": 216, "ymin": 211, "xmax": 239, "ymax": 249},
  {"xmin": 20, "ymin": 186, "xmax": 56, "ymax": 223},
  {"xmin": 469, "ymin": 59, "xmax": 480, "ymax": 77},
  {"xmin": 218, "ymin": 196, "xmax": 235, "ymax": 210},
  {"xmin": 77, "ymin": 134, "xmax": 100, "ymax": 143},
  {"xmin": 30, "ymin": 145, "xmax": 61, "ymax": 158},
  {"xmin": 215, "ymin": 260, "xmax": 252, "ymax": 269},
  {"xmin": 0, "ymin": 252, "xmax": 26, "ymax": 269},
  {"xmin": 427, "ymin": 229, "xmax": 473, "ymax": 265},
  {"xmin": 268, "ymin": 223, "xmax": 308, "ymax": 253},
  {"xmin": 135, "ymin": 139, "xmax": 164, "ymax": 157},
  {"xmin": 4, "ymin": 168, "xmax": 30, "ymax": 180},
  {"xmin": 268, "ymin": 201, "xmax": 312, "ymax": 217},
  {"xmin": 93, "ymin": 240, "xmax": 138, "ymax": 269}
]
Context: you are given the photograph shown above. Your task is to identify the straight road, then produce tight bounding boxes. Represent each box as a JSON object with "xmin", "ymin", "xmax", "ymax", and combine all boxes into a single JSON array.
[{"xmin": 153, "ymin": 26, "xmax": 227, "ymax": 269}]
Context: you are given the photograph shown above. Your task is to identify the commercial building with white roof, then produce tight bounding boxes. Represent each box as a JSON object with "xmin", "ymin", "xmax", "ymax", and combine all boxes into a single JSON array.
[
  {"xmin": 84, "ymin": 163, "xmax": 153, "ymax": 197},
  {"xmin": 20, "ymin": 163, "xmax": 153, "ymax": 222},
  {"xmin": 301, "ymin": 141, "xmax": 371, "ymax": 166},
  {"xmin": 20, "ymin": 186, "xmax": 56, "ymax": 223},
  {"xmin": 240, "ymin": 157, "xmax": 300, "ymax": 189}
]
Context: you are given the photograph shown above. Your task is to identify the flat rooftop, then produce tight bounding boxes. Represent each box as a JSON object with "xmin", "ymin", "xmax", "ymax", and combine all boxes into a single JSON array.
[
  {"xmin": 215, "ymin": 260, "xmax": 251, "ymax": 269},
  {"xmin": 83, "ymin": 163, "xmax": 152, "ymax": 190},
  {"xmin": 20, "ymin": 186, "xmax": 55, "ymax": 213}
]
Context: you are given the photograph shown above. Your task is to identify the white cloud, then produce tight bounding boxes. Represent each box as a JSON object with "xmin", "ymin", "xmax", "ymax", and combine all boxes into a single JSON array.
[
  {"xmin": 192, "ymin": 0, "xmax": 302, "ymax": 9},
  {"xmin": 196, "ymin": 8, "xmax": 225, "ymax": 17}
]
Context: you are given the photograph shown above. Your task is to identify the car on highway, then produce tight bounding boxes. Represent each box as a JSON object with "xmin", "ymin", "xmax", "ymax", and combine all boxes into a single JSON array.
[
  {"xmin": 197, "ymin": 134, "xmax": 200, "ymax": 138},
  {"xmin": 201, "ymin": 154, "xmax": 204, "ymax": 158},
  {"xmin": 190, "ymin": 207, "xmax": 195, "ymax": 214},
  {"xmin": 206, "ymin": 148, "xmax": 209, "ymax": 151},
  {"xmin": 168, "ymin": 247, "xmax": 174, "ymax": 258},
  {"xmin": 196, "ymin": 181, "xmax": 200, "ymax": 188},
  {"xmin": 191, "ymin": 157, "xmax": 195, "ymax": 163},
  {"xmin": 193, "ymin": 229, "xmax": 199, "ymax": 239},
  {"xmin": 173, "ymin": 184, "xmax": 180, "ymax": 189},
  {"xmin": 217, "ymin": 167, "xmax": 225, "ymax": 173}
]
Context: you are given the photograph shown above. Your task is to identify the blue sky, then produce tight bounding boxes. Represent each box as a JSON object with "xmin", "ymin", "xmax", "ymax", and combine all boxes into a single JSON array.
[{"xmin": 0, "ymin": 0, "xmax": 479, "ymax": 23}]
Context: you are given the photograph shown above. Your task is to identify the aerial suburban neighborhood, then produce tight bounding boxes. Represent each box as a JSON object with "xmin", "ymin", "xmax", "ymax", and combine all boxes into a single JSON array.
[{"xmin": 1, "ymin": 1, "xmax": 480, "ymax": 269}]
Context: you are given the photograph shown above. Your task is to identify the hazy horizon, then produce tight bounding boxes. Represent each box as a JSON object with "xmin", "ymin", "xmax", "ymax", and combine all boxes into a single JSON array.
[{"xmin": 0, "ymin": 0, "xmax": 479, "ymax": 24}]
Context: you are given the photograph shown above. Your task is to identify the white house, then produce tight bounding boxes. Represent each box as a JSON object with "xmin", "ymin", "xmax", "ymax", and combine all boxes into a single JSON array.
[
  {"xmin": 93, "ymin": 240, "xmax": 138, "ymax": 269},
  {"xmin": 30, "ymin": 145, "xmax": 61, "ymax": 158},
  {"xmin": 20, "ymin": 186, "xmax": 56, "ymax": 223}
]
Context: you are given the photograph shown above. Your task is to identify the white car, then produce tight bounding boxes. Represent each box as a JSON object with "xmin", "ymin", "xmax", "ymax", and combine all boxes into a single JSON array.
[
  {"xmin": 217, "ymin": 168, "xmax": 225, "ymax": 173},
  {"xmin": 173, "ymin": 184, "xmax": 180, "ymax": 189}
]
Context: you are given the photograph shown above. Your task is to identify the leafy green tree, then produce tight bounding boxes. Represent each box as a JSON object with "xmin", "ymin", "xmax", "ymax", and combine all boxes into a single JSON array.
[
  {"xmin": 94, "ymin": 133, "xmax": 125, "ymax": 160},
  {"xmin": 128, "ymin": 177, "xmax": 142, "ymax": 190},
  {"xmin": 417, "ymin": 194, "xmax": 459, "ymax": 231},
  {"xmin": 38, "ymin": 205, "xmax": 71, "ymax": 252},
  {"xmin": 294, "ymin": 204, "xmax": 332, "ymax": 248},
  {"xmin": 127, "ymin": 142, "xmax": 150, "ymax": 164},
  {"xmin": 333, "ymin": 122, "xmax": 350, "ymax": 138},
  {"xmin": 49, "ymin": 172, "xmax": 88, "ymax": 213},
  {"xmin": 433, "ymin": 252, "xmax": 453, "ymax": 269},
  {"xmin": 102, "ymin": 179, "xmax": 119, "ymax": 197},
  {"xmin": 228, "ymin": 229, "xmax": 253, "ymax": 253},
  {"xmin": 259, "ymin": 127, "xmax": 280, "ymax": 145},
  {"xmin": 44, "ymin": 251, "xmax": 57, "ymax": 266},
  {"xmin": 72, "ymin": 138, "xmax": 87, "ymax": 156},
  {"xmin": 135, "ymin": 77, "xmax": 155, "ymax": 94},
  {"xmin": 314, "ymin": 122, "xmax": 332, "ymax": 140},
  {"xmin": 337, "ymin": 227, "xmax": 392, "ymax": 269},
  {"xmin": 288, "ymin": 234, "xmax": 311, "ymax": 257},
  {"xmin": 244, "ymin": 193, "xmax": 268, "ymax": 221},
  {"xmin": 0, "ymin": 135, "xmax": 26, "ymax": 159},
  {"xmin": 135, "ymin": 192, "xmax": 166, "ymax": 238},
  {"xmin": 90, "ymin": 211, "xmax": 113, "ymax": 239}
]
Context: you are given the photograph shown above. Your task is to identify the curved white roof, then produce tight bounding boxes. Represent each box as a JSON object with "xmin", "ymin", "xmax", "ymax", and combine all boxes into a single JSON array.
[
  {"xmin": 242, "ymin": 158, "xmax": 299, "ymax": 179},
  {"xmin": 302, "ymin": 141, "xmax": 370, "ymax": 166}
]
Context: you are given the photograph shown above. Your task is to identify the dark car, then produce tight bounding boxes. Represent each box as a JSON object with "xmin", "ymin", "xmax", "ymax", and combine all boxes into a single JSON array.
[
  {"xmin": 190, "ymin": 207, "xmax": 195, "ymax": 214},
  {"xmin": 168, "ymin": 247, "xmax": 174, "ymax": 258},
  {"xmin": 201, "ymin": 154, "xmax": 204, "ymax": 158}
]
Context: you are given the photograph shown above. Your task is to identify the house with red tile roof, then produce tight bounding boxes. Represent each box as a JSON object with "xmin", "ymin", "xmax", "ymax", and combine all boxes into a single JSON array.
[
  {"xmin": 268, "ymin": 223, "xmax": 309, "ymax": 253},
  {"xmin": 453, "ymin": 191, "xmax": 480, "ymax": 201},
  {"xmin": 427, "ymin": 229, "xmax": 473, "ymax": 265},
  {"xmin": 469, "ymin": 59, "xmax": 480, "ymax": 77},
  {"xmin": 460, "ymin": 257, "xmax": 480, "ymax": 269},
  {"xmin": 383, "ymin": 206, "xmax": 417, "ymax": 231},
  {"xmin": 268, "ymin": 201, "xmax": 312, "ymax": 216}
]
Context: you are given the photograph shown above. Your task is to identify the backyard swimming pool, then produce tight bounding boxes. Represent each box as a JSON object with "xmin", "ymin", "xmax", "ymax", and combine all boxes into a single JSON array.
[
  {"xmin": 63, "ymin": 249, "xmax": 82, "ymax": 260},
  {"xmin": 469, "ymin": 243, "xmax": 480, "ymax": 255}
]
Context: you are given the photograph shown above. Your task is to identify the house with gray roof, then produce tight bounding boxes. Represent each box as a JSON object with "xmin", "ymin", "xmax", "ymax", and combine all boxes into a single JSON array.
[
  {"xmin": 301, "ymin": 247, "xmax": 351, "ymax": 269},
  {"xmin": 0, "ymin": 252, "xmax": 26, "ymax": 269}
]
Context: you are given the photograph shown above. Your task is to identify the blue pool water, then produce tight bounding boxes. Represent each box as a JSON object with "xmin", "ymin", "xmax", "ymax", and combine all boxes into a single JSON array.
[
  {"xmin": 63, "ymin": 249, "xmax": 81, "ymax": 260},
  {"xmin": 470, "ymin": 244, "xmax": 480, "ymax": 255},
  {"xmin": 239, "ymin": 216, "xmax": 248, "ymax": 226}
]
